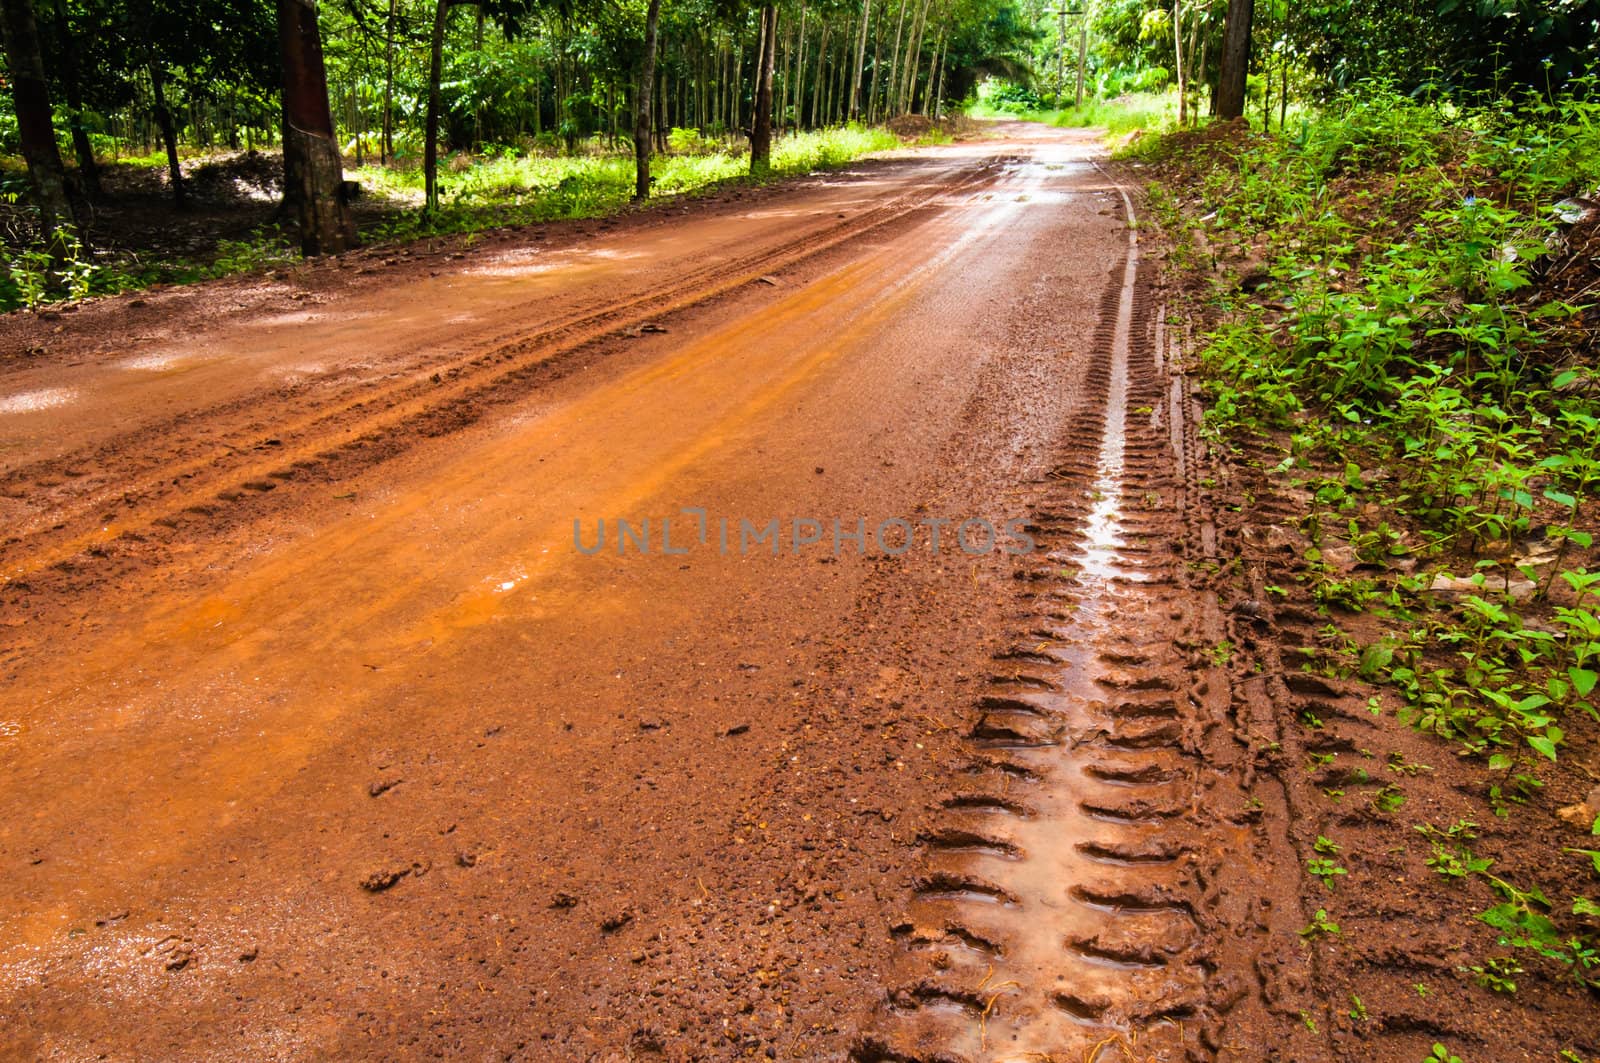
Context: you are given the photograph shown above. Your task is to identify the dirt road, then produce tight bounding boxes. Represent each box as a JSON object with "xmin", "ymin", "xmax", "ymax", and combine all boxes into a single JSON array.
[{"xmin": 2, "ymin": 125, "xmax": 1314, "ymax": 1061}]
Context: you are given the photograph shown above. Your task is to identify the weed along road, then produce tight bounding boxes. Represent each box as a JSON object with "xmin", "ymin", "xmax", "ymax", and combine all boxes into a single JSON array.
[{"xmin": 0, "ymin": 121, "xmax": 1534, "ymax": 1062}]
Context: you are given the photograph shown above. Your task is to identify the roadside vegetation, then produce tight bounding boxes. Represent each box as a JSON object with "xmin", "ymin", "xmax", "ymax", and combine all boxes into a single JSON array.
[
  {"xmin": 1144, "ymin": 82, "xmax": 1600, "ymax": 1054},
  {"xmin": 966, "ymin": 81, "xmax": 1179, "ymax": 137}
]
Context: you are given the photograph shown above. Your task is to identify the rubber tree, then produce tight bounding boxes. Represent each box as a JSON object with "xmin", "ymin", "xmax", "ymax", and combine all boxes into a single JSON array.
[
  {"xmin": 1215, "ymin": 0, "xmax": 1251, "ymax": 119},
  {"xmin": 847, "ymin": 0, "xmax": 870, "ymax": 120},
  {"xmin": 50, "ymin": 5, "xmax": 101, "ymax": 198},
  {"xmin": 633, "ymin": 0, "xmax": 663, "ymax": 200},
  {"xmin": 424, "ymin": 0, "xmax": 449, "ymax": 210},
  {"xmin": 382, "ymin": 0, "xmax": 397, "ymax": 164},
  {"xmin": 278, "ymin": 0, "xmax": 356, "ymax": 254},
  {"xmin": 750, "ymin": 3, "xmax": 776, "ymax": 171},
  {"xmin": 1, "ymin": 0, "xmax": 78, "ymax": 261},
  {"xmin": 1173, "ymin": 0, "xmax": 1185, "ymax": 126},
  {"xmin": 147, "ymin": 57, "xmax": 186, "ymax": 207}
]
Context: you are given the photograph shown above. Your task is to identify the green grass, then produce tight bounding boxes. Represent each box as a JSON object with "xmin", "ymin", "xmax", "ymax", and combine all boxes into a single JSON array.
[{"xmin": 353, "ymin": 124, "xmax": 900, "ymax": 242}]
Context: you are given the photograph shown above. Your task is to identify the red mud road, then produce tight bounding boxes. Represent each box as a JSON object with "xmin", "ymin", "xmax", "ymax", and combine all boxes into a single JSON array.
[{"xmin": 3, "ymin": 125, "xmax": 1336, "ymax": 1061}]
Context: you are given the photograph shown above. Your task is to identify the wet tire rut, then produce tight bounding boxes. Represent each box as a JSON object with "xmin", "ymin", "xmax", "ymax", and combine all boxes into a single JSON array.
[
  {"xmin": 0, "ymin": 156, "xmax": 1010, "ymax": 599},
  {"xmin": 854, "ymin": 178, "xmax": 1289, "ymax": 1062}
]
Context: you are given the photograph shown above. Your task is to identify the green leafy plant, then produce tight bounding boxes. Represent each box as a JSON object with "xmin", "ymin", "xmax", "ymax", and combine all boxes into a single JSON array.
[
  {"xmin": 1463, "ymin": 955, "xmax": 1522, "ymax": 994},
  {"xmin": 1300, "ymin": 908, "xmax": 1341, "ymax": 938}
]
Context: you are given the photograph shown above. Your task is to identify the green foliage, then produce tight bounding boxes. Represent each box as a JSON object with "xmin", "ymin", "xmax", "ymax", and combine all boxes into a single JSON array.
[
  {"xmin": 1293, "ymin": 0, "xmax": 1600, "ymax": 98},
  {"xmin": 1307, "ymin": 855, "xmax": 1348, "ymax": 889},
  {"xmin": 1051, "ymin": 92, "xmax": 1180, "ymax": 138},
  {"xmin": 1154, "ymin": 84, "xmax": 1600, "ymax": 768},
  {"xmin": 1300, "ymin": 907, "xmax": 1341, "ymax": 938},
  {"xmin": 1464, "ymin": 954, "xmax": 1522, "ymax": 993},
  {"xmin": 1154, "ymin": 81, "xmax": 1600, "ymax": 1003},
  {"xmin": 969, "ymin": 78, "xmax": 1046, "ymax": 115},
  {"xmin": 965, "ymin": 86, "xmax": 1180, "ymax": 146}
]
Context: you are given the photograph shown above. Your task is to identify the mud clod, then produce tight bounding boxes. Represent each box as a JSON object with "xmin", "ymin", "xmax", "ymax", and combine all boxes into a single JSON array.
[{"xmin": 358, "ymin": 866, "xmax": 410, "ymax": 892}]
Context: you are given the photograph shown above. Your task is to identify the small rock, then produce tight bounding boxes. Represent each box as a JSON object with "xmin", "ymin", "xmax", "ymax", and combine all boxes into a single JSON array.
[
  {"xmin": 1429, "ymin": 574, "xmax": 1537, "ymax": 600},
  {"xmin": 1552, "ymin": 196, "xmax": 1599, "ymax": 225},
  {"xmin": 1557, "ymin": 785, "xmax": 1600, "ymax": 830},
  {"xmin": 723, "ymin": 723, "xmax": 751, "ymax": 737},
  {"xmin": 550, "ymin": 891, "xmax": 580, "ymax": 910}
]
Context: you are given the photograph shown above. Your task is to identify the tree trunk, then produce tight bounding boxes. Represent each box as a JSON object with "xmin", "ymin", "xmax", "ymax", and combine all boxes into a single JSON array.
[
  {"xmin": 750, "ymin": 5, "xmax": 776, "ymax": 170},
  {"xmin": 753, "ymin": 13, "xmax": 767, "ymax": 131},
  {"xmin": 424, "ymin": 0, "xmax": 448, "ymax": 209},
  {"xmin": 382, "ymin": 0, "xmax": 396, "ymax": 163},
  {"xmin": 897, "ymin": 0, "xmax": 930, "ymax": 117},
  {"xmin": 929, "ymin": 26, "xmax": 947, "ymax": 117},
  {"xmin": 910, "ymin": 0, "xmax": 943, "ymax": 113},
  {"xmin": 847, "ymin": 0, "xmax": 871, "ymax": 121},
  {"xmin": 1258, "ymin": 0, "xmax": 1271, "ymax": 127},
  {"xmin": 52, "ymin": 7, "xmax": 100, "ymax": 198},
  {"xmin": 885, "ymin": 0, "xmax": 905, "ymax": 116},
  {"xmin": 279, "ymin": 0, "xmax": 355, "ymax": 254},
  {"xmin": 791, "ymin": 4, "xmax": 806, "ymax": 129},
  {"xmin": 633, "ymin": 0, "xmax": 662, "ymax": 200},
  {"xmin": 824, "ymin": 36, "xmax": 839, "ymax": 123},
  {"xmin": 656, "ymin": 62, "xmax": 668, "ymax": 151},
  {"xmin": 1173, "ymin": 0, "xmax": 1186, "ymax": 126},
  {"xmin": 1278, "ymin": 9, "xmax": 1289, "ymax": 129},
  {"xmin": 0, "ymin": 0, "xmax": 76, "ymax": 259},
  {"xmin": 809, "ymin": 25, "xmax": 828, "ymax": 127},
  {"xmin": 1184, "ymin": 9, "xmax": 1203, "ymax": 125},
  {"xmin": 1215, "ymin": 0, "xmax": 1251, "ymax": 120},
  {"xmin": 473, "ymin": 4, "xmax": 485, "ymax": 150},
  {"xmin": 866, "ymin": 7, "xmax": 882, "ymax": 121},
  {"xmin": 148, "ymin": 60, "xmax": 185, "ymax": 208}
]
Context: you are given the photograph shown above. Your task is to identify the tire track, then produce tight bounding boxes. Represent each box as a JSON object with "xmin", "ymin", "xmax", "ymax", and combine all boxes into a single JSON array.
[
  {"xmin": 0, "ymin": 155, "xmax": 1011, "ymax": 591},
  {"xmin": 853, "ymin": 171, "xmax": 1289, "ymax": 1062}
]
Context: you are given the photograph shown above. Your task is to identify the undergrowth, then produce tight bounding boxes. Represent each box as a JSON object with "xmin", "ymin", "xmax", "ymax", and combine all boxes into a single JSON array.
[
  {"xmin": 1146, "ymin": 82, "xmax": 1600, "ymax": 996},
  {"xmin": 352, "ymin": 124, "xmax": 897, "ymax": 243}
]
